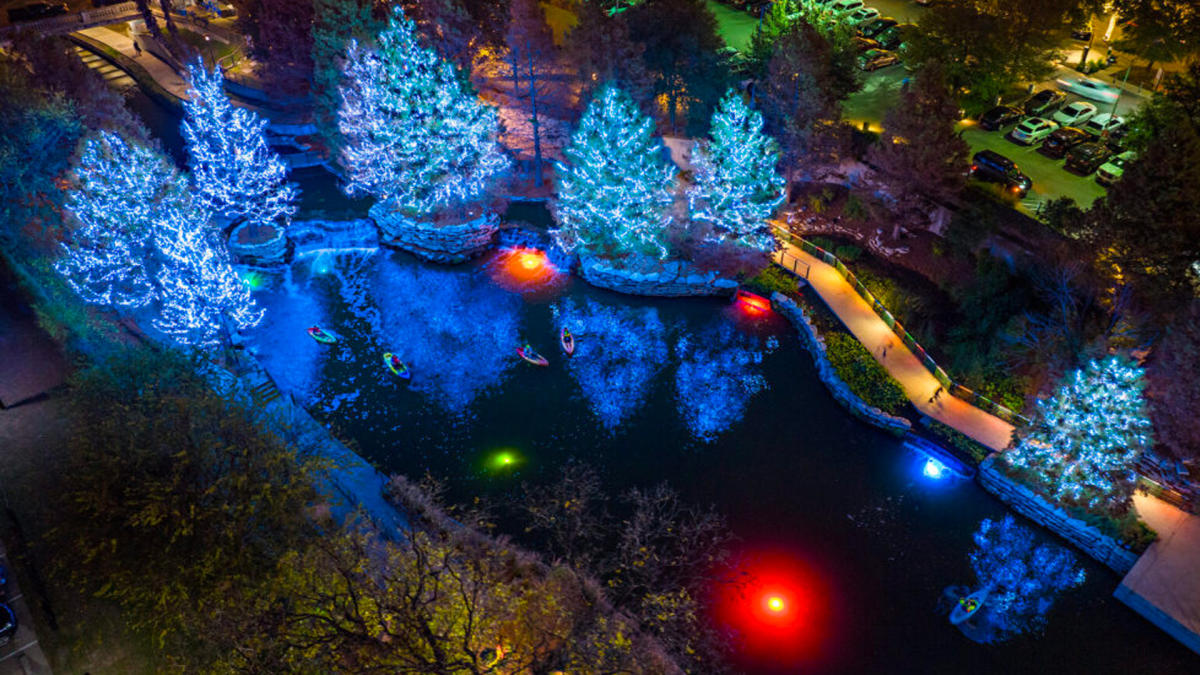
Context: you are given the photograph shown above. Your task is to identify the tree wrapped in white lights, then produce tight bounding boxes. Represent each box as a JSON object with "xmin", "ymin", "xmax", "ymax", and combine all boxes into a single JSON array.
[
  {"xmin": 1002, "ymin": 355, "xmax": 1152, "ymax": 511},
  {"xmin": 337, "ymin": 8, "xmax": 509, "ymax": 217},
  {"xmin": 182, "ymin": 62, "xmax": 296, "ymax": 228},
  {"xmin": 687, "ymin": 90, "xmax": 784, "ymax": 254},
  {"xmin": 553, "ymin": 84, "xmax": 677, "ymax": 260},
  {"xmin": 56, "ymin": 131, "xmax": 184, "ymax": 309},
  {"xmin": 151, "ymin": 198, "xmax": 264, "ymax": 348}
]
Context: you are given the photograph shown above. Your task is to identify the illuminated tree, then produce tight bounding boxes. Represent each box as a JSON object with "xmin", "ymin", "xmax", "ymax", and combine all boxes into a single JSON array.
[
  {"xmin": 337, "ymin": 8, "xmax": 509, "ymax": 218},
  {"xmin": 55, "ymin": 131, "xmax": 175, "ymax": 308},
  {"xmin": 182, "ymin": 62, "xmax": 297, "ymax": 228},
  {"xmin": 553, "ymin": 84, "xmax": 677, "ymax": 260},
  {"xmin": 151, "ymin": 196, "xmax": 264, "ymax": 348},
  {"xmin": 963, "ymin": 515, "xmax": 1085, "ymax": 643},
  {"xmin": 1002, "ymin": 355, "xmax": 1152, "ymax": 511},
  {"xmin": 688, "ymin": 90, "xmax": 784, "ymax": 254}
]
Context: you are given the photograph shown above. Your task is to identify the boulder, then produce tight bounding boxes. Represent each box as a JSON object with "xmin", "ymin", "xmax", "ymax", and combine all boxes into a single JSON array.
[{"xmin": 370, "ymin": 203, "xmax": 499, "ymax": 264}]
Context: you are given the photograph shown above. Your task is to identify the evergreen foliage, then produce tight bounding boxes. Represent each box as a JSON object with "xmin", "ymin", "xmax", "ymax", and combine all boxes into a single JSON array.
[
  {"xmin": 182, "ymin": 61, "xmax": 297, "ymax": 229},
  {"xmin": 567, "ymin": 0, "xmax": 652, "ymax": 103},
  {"xmin": 337, "ymin": 7, "xmax": 509, "ymax": 217},
  {"xmin": 1003, "ymin": 355, "xmax": 1152, "ymax": 511},
  {"xmin": 553, "ymin": 84, "xmax": 677, "ymax": 260},
  {"xmin": 311, "ymin": 0, "xmax": 383, "ymax": 151},
  {"xmin": 688, "ymin": 90, "xmax": 784, "ymax": 253}
]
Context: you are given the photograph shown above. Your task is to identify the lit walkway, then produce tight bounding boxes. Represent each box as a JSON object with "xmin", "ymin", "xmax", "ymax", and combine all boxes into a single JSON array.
[
  {"xmin": 1117, "ymin": 493, "xmax": 1200, "ymax": 655},
  {"xmin": 773, "ymin": 239, "xmax": 1016, "ymax": 451},
  {"xmin": 77, "ymin": 26, "xmax": 190, "ymax": 99}
]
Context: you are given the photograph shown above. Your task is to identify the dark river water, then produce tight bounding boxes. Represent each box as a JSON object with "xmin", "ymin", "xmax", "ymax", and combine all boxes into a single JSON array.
[{"xmin": 111, "ymin": 72, "xmax": 1194, "ymax": 673}]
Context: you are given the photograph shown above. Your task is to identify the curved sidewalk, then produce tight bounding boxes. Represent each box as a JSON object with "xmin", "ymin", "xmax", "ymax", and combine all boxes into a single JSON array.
[{"xmin": 774, "ymin": 240, "xmax": 1016, "ymax": 451}]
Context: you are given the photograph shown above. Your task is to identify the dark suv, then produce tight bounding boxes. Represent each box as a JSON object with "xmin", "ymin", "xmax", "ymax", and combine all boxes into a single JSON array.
[
  {"xmin": 1024, "ymin": 89, "xmax": 1066, "ymax": 117},
  {"xmin": 979, "ymin": 105, "xmax": 1022, "ymax": 131},
  {"xmin": 969, "ymin": 150, "xmax": 1031, "ymax": 197},
  {"xmin": 1039, "ymin": 126, "xmax": 1089, "ymax": 159},
  {"xmin": 1065, "ymin": 142, "xmax": 1111, "ymax": 175}
]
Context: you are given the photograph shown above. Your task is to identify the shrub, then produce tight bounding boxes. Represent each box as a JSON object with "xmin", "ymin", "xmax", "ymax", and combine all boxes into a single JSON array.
[
  {"xmin": 923, "ymin": 418, "xmax": 992, "ymax": 464},
  {"xmin": 744, "ymin": 265, "xmax": 798, "ymax": 298},
  {"xmin": 823, "ymin": 331, "xmax": 909, "ymax": 414},
  {"xmin": 834, "ymin": 244, "xmax": 862, "ymax": 262}
]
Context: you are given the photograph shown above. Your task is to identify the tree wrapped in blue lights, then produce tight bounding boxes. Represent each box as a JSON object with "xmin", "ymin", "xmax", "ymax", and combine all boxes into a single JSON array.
[
  {"xmin": 674, "ymin": 321, "xmax": 769, "ymax": 441},
  {"xmin": 56, "ymin": 131, "xmax": 179, "ymax": 309},
  {"xmin": 1002, "ymin": 356, "xmax": 1152, "ymax": 511},
  {"xmin": 687, "ymin": 90, "xmax": 784, "ymax": 254},
  {"xmin": 151, "ymin": 198, "xmax": 264, "ymax": 348},
  {"xmin": 337, "ymin": 8, "xmax": 509, "ymax": 217},
  {"xmin": 553, "ymin": 84, "xmax": 677, "ymax": 260},
  {"xmin": 961, "ymin": 515, "xmax": 1085, "ymax": 643},
  {"xmin": 182, "ymin": 62, "xmax": 297, "ymax": 228}
]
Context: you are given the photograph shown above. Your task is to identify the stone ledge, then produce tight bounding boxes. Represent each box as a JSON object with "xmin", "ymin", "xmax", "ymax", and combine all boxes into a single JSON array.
[
  {"xmin": 288, "ymin": 218, "xmax": 379, "ymax": 256},
  {"xmin": 978, "ymin": 457, "xmax": 1140, "ymax": 574},
  {"xmin": 370, "ymin": 203, "xmax": 498, "ymax": 264},
  {"xmin": 228, "ymin": 222, "xmax": 288, "ymax": 266},
  {"xmin": 579, "ymin": 257, "xmax": 738, "ymax": 297},
  {"xmin": 772, "ymin": 293, "xmax": 912, "ymax": 436}
]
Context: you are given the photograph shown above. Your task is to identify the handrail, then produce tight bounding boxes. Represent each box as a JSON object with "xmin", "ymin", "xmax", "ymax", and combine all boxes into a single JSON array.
[{"xmin": 771, "ymin": 221, "xmax": 1032, "ymax": 427}]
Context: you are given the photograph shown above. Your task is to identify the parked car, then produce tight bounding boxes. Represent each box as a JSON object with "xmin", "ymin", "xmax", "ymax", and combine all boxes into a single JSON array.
[
  {"xmin": 875, "ymin": 24, "xmax": 915, "ymax": 50},
  {"xmin": 852, "ymin": 36, "xmax": 882, "ymax": 52},
  {"xmin": 1082, "ymin": 113, "xmax": 1126, "ymax": 138},
  {"xmin": 1065, "ymin": 141, "xmax": 1111, "ymax": 174},
  {"xmin": 858, "ymin": 16, "xmax": 898, "ymax": 38},
  {"xmin": 0, "ymin": 603, "xmax": 15, "ymax": 647},
  {"xmin": 1024, "ymin": 89, "xmax": 1067, "ymax": 116},
  {"xmin": 1095, "ymin": 150, "xmax": 1135, "ymax": 186},
  {"xmin": 969, "ymin": 150, "xmax": 1032, "ymax": 197},
  {"xmin": 978, "ymin": 105, "xmax": 1023, "ymax": 130},
  {"xmin": 1038, "ymin": 126, "xmax": 1090, "ymax": 158},
  {"xmin": 1009, "ymin": 117, "xmax": 1060, "ymax": 144},
  {"xmin": 829, "ymin": 0, "xmax": 865, "ymax": 15},
  {"xmin": 846, "ymin": 7, "xmax": 881, "ymax": 26},
  {"xmin": 1071, "ymin": 26, "xmax": 1094, "ymax": 41},
  {"xmin": 1056, "ymin": 76, "xmax": 1120, "ymax": 103},
  {"xmin": 1052, "ymin": 101, "xmax": 1099, "ymax": 127},
  {"xmin": 7, "ymin": 1, "xmax": 67, "ymax": 22},
  {"xmin": 858, "ymin": 49, "xmax": 900, "ymax": 71}
]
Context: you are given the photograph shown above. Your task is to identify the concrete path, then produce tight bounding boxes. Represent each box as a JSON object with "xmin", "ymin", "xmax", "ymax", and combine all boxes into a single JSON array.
[
  {"xmin": 77, "ymin": 26, "xmax": 190, "ymax": 98},
  {"xmin": 1116, "ymin": 493, "xmax": 1200, "ymax": 655},
  {"xmin": 773, "ymin": 237, "xmax": 1016, "ymax": 451}
]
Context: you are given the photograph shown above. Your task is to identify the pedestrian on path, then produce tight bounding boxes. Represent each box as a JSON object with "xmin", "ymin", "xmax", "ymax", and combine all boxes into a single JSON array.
[
  {"xmin": 929, "ymin": 386, "xmax": 944, "ymax": 404},
  {"xmin": 133, "ymin": 40, "xmax": 142, "ymax": 57}
]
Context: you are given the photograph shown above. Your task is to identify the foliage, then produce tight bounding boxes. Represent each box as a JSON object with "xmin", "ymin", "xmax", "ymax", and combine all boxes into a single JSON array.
[
  {"xmin": 628, "ymin": 0, "xmax": 729, "ymax": 134},
  {"xmin": 746, "ymin": 0, "xmax": 858, "ymax": 81},
  {"xmin": 688, "ymin": 90, "xmax": 784, "ymax": 255},
  {"xmin": 823, "ymin": 331, "xmax": 909, "ymax": 414},
  {"xmin": 47, "ymin": 348, "xmax": 326, "ymax": 660},
  {"xmin": 963, "ymin": 515, "xmax": 1086, "ymax": 643},
  {"xmin": 867, "ymin": 61, "xmax": 969, "ymax": 217},
  {"xmin": 182, "ymin": 61, "xmax": 297, "ymax": 228},
  {"xmin": 744, "ymin": 265, "xmax": 799, "ymax": 298},
  {"xmin": 758, "ymin": 18, "xmax": 855, "ymax": 178},
  {"xmin": 506, "ymin": 0, "xmax": 557, "ymax": 185},
  {"xmin": 1145, "ymin": 300, "xmax": 1200, "ymax": 462},
  {"xmin": 552, "ymin": 84, "xmax": 677, "ymax": 260},
  {"xmin": 1003, "ymin": 356, "xmax": 1152, "ymax": 512},
  {"xmin": 924, "ymin": 419, "xmax": 991, "ymax": 464},
  {"xmin": 337, "ymin": 7, "xmax": 510, "ymax": 217},
  {"xmin": 311, "ymin": 0, "xmax": 385, "ymax": 152},
  {"xmin": 567, "ymin": 0, "xmax": 653, "ymax": 103},
  {"xmin": 1040, "ymin": 196, "xmax": 1087, "ymax": 236},
  {"xmin": 1112, "ymin": 0, "xmax": 1200, "ymax": 67},
  {"xmin": 229, "ymin": 0, "xmax": 315, "ymax": 88}
]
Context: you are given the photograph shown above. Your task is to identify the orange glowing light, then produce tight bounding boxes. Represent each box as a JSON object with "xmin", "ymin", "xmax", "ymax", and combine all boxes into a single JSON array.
[
  {"xmin": 519, "ymin": 251, "xmax": 543, "ymax": 270},
  {"xmin": 767, "ymin": 596, "xmax": 785, "ymax": 613}
]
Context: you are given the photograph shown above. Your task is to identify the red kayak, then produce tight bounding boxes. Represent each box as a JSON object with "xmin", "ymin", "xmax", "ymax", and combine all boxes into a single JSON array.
[
  {"xmin": 517, "ymin": 345, "xmax": 549, "ymax": 367},
  {"xmin": 560, "ymin": 327, "xmax": 575, "ymax": 356},
  {"xmin": 307, "ymin": 325, "xmax": 337, "ymax": 344}
]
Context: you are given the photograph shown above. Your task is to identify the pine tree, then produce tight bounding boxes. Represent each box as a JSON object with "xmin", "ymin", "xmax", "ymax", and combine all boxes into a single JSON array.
[
  {"xmin": 867, "ymin": 61, "xmax": 969, "ymax": 216},
  {"xmin": 687, "ymin": 90, "xmax": 784, "ymax": 254},
  {"xmin": 553, "ymin": 84, "xmax": 677, "ymax": 260},
  {"xmin": 337, "ymin": 8, "xmax": 509, "ymax": 218},
  {"xmin": 56, "ymin": 131, "xmax": 181, "ymax": 309},
  {"xmin": 182, "ymin": 62, "xmax": 297, "ymax": 229},
  {"xmin": 567, "ymin": 0, "xmax": 652, "ymax": 104},
  {"xmin": 505, "ymin": 0, "xmax": 555, "ymax": 187},
  {"xmin": 311, "ymin": 0, "xmax": 382, "ymax": 152},
  {"xmin": 1002, "ymin": 355, "xmax": 1153, "ymax": 511},
  {"xmin": 151, "ymin": 196, "xmax": 263, "ymax": 348}
]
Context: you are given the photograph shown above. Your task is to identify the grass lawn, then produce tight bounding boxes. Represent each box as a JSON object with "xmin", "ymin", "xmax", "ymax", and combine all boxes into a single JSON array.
[{"xmin": 705, "ymin": 0, "xmax": 759, "ymax": 51}]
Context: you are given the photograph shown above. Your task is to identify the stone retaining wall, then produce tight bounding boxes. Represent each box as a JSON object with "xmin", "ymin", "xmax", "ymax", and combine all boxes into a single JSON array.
[
  {"xmin": 771, "ymin": 293, "xmax": 912, "ymax": 436},
  {"xmin": 497, "ymin": 226, "xmax": 576, "ymax": 271},
  {"xmin": 579, "ymin": 257, "xmax": 739, "ymax": 297},
  {"xmin": 978, "ymin": 456, "xmax": 1140, "ymax": 574},
  {"xmin": 370, "ymin": 203, "xmax": 498, "ymax": 264},
  {"xmin": 228, "ymin": 222, "xmax": 288, "ymax": 265}
]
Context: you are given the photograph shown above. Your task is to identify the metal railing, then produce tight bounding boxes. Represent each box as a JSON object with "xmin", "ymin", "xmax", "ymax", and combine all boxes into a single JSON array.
[
  {"xmin": 777, "ymin": 248, "xmax": 811, "ymax": 280},
  {"xmin": 772, "ymin": 222, "xmax": 1032, "ymax": 427}
]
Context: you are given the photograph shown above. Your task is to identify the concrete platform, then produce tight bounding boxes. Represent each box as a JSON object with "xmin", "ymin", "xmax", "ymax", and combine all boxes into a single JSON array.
[{"xmin": 1115, "ymin": 493, "xmax": 1200, "ymax": 655}]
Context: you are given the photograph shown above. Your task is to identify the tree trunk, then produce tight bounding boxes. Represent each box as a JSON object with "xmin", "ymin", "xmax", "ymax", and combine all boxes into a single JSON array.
[
  {"xmin": 158, "ymin": 0, "xmax": 178, "ymax": 39},
  {"xmin": 527, "ymin": 43, "xmax": 543, "ymax": 187},
  {"xmin": 509, "ymin": 50, "xmax": 521, "ymax": 93}
]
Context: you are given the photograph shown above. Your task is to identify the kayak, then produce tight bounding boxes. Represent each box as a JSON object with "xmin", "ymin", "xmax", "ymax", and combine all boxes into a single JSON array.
[
  {"xmin": 517, "ymin": 345, "xmax": 549, "ymax": 367},
  {"xmin": 307, "ymin": 326, "xmax": 337, "ymax": 344},
  {"xmin": 383, "ymin": 352, "xmax": 410, "ymax": 380},
  {"xmin": 950, "ymin": 587, "xmax": 989, "ymax": 625},
  {"xmin": 560, "ymin": 327, "xmax": 575, "ymax": 356}
]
